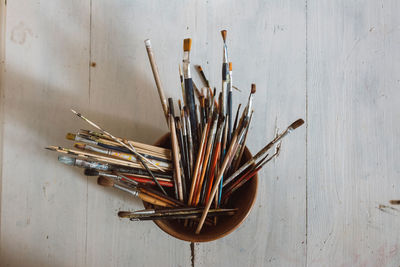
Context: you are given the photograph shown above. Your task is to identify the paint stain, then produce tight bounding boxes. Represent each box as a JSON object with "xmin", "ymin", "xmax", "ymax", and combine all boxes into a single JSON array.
[
  {"xmin": 369, "ymin": 27, "xmax": 375, "ymax": 32},
  {"xmin": 190, "ymin": 242, "xmax": 195, "ymax": 267},
  {"xmin": 389, "ymin": 200, "xmax": 400, "ymax": 205},
  {"xmin": 90, "ymin": 62, "xmax": 96, "ymax": 67},
  {"xmin": 10, "ymin": 21, "xmax": 33, "ymax": 45},
  {"xmin": 378, "ymin": 204, "xmax": 399, "ymax": 215}
]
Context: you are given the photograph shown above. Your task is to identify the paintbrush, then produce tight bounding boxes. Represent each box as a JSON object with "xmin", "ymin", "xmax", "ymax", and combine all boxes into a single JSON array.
[
  {"xmin": 67, "ymin": 133, "xmax": 171, "ymax": 163},
  {"xmin": 70, "ymin": 109, "xmax": 168, "ymax": 195},
  {"xmin": 204, "ymin": 117, "xmax": 225, "ymax": 204},
  {"xmin": 58, "ymin": 156, "xmax": 173, "ymax": 179},
  {"xmin": 223, "ymin": 119, "xmax": 304, "ymax": 187},
  {"xmin": 118, "ymin": 208, "xmax": 236, "ymax": 219},
  {"xmin": 78, "ymin": 129, "xmax": 170, "ymax": 155},
  {"xmin": 232, "ymin": 104, "xmax": 241, "ymax": 134},
  {"xmin": 196, "ymin": 65, "xmax": 210, "ymax": 88},
  {"xmin": 187, "ymin": 116, "xmax": 210, "ymax": 206},
  {"xmin": 73, "ymin": 143, "xmax": 172, "ymax": 170},
  {"xmin": 97, "ymin": 176, "xmax": 172, "ymax": 207},
  {"xmin": 193, "ymin": 112, "xmax": 219, "ymax": 205},
  {"xmin": 84, "ymin": 169, "xmax": 174, "ymax": 187},
  {"xmin": 144, "ymin": 39, "xmax": 169, "ymax": 122},
  {"xmin": 221, "ymin": 30, "xmax": 229, "ymax": 117},
  {"xmin": 227, "ymin": 62, "xmax": 233, "ymax": 142},
  {"xmin": 182, "ymin": 38, "xmax": 199, "ymax": 154},
  {"xmin": 223, "ymin": 144, "xmax": 281, "ymax": 202},
  {"xmin": 168, "ymin": 112, "xmax": 184, "ymax": 201},
  {"xmin": 195, "ymin": 114, "xmax": 248, "ymax": 233}
]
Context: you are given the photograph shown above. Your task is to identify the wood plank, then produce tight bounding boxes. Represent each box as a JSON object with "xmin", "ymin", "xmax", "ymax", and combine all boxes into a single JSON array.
[
  {"xmin": 192, "ymin": 0, "xmax": 307, "ymax": 266},
  {"xmin": 0, "ymin": 0, "xmax": 91, "ymax": 266},
  {"xmin": 307, "ymin": 0, "xmax": 400, "ymax": 265},
  {"xmin": 84, "ymin": 1, "xmax": 194, "ymax": 266}
]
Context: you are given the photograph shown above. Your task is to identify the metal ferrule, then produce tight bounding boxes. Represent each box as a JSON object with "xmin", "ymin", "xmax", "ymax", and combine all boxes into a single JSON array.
[
  {"xmin": 223, "ymin": 45, "xmax": 228, "ymax": 63},
  {"xmin": 183, "ymin": 52, "xmax": 191, "ymax": 79},
  {"xmin": 114, "ymin": 184, "xmax": 138, "ymax": 197},
  {"xmin": 75, "ymin": 135, "xmax": 98, "ymax": 145}
]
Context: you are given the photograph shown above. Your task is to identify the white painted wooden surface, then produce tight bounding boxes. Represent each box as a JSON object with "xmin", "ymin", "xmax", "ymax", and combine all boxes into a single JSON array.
[{"xmin": 0, "ymin": 0, "xmax": 399, "ymax": 266}]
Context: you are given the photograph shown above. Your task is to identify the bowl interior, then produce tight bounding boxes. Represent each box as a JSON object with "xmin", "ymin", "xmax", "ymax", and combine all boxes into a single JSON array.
[{"xmin": 143, "ymin": 133, "xmax": 258, "ymax": 242}]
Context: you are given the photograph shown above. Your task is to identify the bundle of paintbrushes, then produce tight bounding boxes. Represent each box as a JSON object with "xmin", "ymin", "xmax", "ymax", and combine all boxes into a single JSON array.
[{"xmin": 47, "ymin": 29, "xmax": 304, "ymax": 235}]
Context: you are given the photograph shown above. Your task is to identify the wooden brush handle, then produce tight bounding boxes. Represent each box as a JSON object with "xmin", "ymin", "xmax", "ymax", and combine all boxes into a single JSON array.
[
  {"xmin": 144, "ymin": 39, "xmax": 169, "ymax": 122},
  {"xmin": 138, "ymin": 192, "xmax": 172, "ymax": 207}
]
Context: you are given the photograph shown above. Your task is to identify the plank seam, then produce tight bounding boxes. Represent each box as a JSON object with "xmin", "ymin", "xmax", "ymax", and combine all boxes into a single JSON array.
[{"xmin": 305, "ymin": 0, "xmax": 309, "ymax": 266}]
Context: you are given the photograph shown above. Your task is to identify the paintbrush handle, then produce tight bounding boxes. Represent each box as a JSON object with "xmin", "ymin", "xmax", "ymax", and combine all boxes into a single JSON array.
[
  {"xmin": 228, "ymin": 91, "xmax": 232, "ymax": 141},
  {"xmin": 138, "ymin": 187, "xmax": 183, "ymax": 207},
  {"xmin": 169, "ymin": 114, "xmax": 184, "ymax": 201},
  {"xmin": 138, "ymin": 192, "xmax": 172, "ymax": 207},
  {"xmin": 184, "ymin": 78, "xmax": 199, "ymax": 152},
  {"xmin": 144, "ymin": 39, "xmax": 169, "ymax": 122},
  {"xmin": 195, "ymin": 127, "xmax": 241, "ymax": 234}
]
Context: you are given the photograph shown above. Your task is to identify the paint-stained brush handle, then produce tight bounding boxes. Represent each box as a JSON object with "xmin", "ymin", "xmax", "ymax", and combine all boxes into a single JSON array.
[{"xmin": 138, "ymin": 192, "xmax": 172, "ymax": 207}]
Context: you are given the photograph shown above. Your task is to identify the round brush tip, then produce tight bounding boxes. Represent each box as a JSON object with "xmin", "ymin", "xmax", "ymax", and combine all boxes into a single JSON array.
[
  {"xmin": 221, "ymin": 30, "xmax": 227, "ymax": 41},
  {"xmin": 196, "ymin": 65, "xmax": 203, "ymax": 71},
  {"xmin": 97, "ymin": 176, "xmax": 114, "ymax": 187},
  {"xmin": 183, "ymin": 38, "xmax": 192, "ymax": 51},
  {"xmin": 290, "ymin": 119, "xmax": 305, "ymax": 129},
  {"xmin": 251, "ymin": 84, "xmax": 256, "ymax": 94}
]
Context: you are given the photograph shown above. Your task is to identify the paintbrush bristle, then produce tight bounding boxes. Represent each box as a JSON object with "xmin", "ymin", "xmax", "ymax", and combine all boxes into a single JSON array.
[
  {"xmin": 221, "ymin": 30, "xmax": 227, "ymax": 42},
  {"xmin": 197, "ymin": 65, "xmax": 203, "ymax": 72},
  {"xmin": 97, "ymin": 176, "xmax": 114, "ymax": 187},
  {"xmin": 229, "ymin": 62, "xmax": 232, "ymax": 71},
  {"xmin": 74, "ymin": 143, "xmax": 85, "ymax": 150},
  {"xmin": 251, "ymin": 84, "xmax": 256, "ymax": 94},
  {"xmin": 390, "ymin": 200, "xmax": 400, "ymax": 205},
  {"xmin": 58, "ymin": 156, "xmax": 75, "ymax": 166},
  {"xmin": 66, "ymin": 133, "xmax": 76, "ymax": 140},
  {"xmin": 118, "ymin": 211, "xmax": 132, "ymax": 218},
  {"xmin": 84, "ymin": 168, "xmax": 99, "ymax": 176},
  {"xmin": 183, "ymin": 38, "xmax": 192, "ymax": 52},
  {"xmin": 290, "ymin": 119, "xmax": 305, "ymax": 130}
]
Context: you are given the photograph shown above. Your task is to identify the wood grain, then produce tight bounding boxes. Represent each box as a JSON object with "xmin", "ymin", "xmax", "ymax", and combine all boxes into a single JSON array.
[
  {"xmin": 307, "ymin": 0, "xmax": 400, "ymax": 266},
  {"xmin": 0, "ymin": 0, "xmax": 399, "ymax": 266}
]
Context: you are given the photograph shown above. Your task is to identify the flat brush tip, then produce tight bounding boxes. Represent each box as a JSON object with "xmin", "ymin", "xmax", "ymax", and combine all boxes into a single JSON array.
[
  {"xmin": 221, "ymin": 30, "xmax": 227, "ymax": 41},
  {"xmin": 118, "ymin": 211, "xmax": 132, "ymax": 218},
  {"xmin": 97, "ymin": 176, "xmax": 114, "ymax": 187},
  {"xmin": 251, "ymin": 84, "xmax": 256, "ymax": 94},
  {"xmin": 66, "ymin": 133, "xmax": 76, "ymax": 140},
  {"xmin": 183, "ymin": 38, "xmax": 192, "ymax": 51},
  {"xmin": 84, "ymin": 168, "xmax": 99, "ymax": 176},
  {"xmin": 74, "ymin": 143, "xmax": 85, "ymax": 149},
  {"xmin": 290, "ymin": 119, "xmax": 305, "ymax": 129}
]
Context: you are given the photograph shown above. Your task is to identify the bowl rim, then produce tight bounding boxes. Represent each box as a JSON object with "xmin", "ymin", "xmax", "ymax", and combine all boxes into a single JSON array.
[{"xmin": 145, "ymin": 133, "xmax": 258, "ymax": 242}]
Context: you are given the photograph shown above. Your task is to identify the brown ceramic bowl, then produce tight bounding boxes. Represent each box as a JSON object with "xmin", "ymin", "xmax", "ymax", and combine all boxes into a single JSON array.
[{"xmin": 143, "ymin": 133, "xmax": 258, "ymax": 242}]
